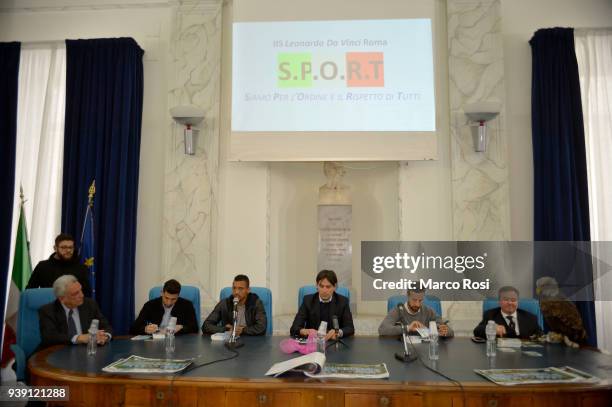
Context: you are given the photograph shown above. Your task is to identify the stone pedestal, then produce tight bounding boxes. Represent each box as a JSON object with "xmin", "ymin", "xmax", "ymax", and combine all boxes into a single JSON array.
[{"xmin": 317, "ymin": 205, "xmax": 352, "ymax": 290}]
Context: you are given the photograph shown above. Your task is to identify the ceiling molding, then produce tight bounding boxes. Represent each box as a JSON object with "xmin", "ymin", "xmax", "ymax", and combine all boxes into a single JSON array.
[{"xmin": 0, "ymin": 0, "xmax": 222, "ymax": 13}]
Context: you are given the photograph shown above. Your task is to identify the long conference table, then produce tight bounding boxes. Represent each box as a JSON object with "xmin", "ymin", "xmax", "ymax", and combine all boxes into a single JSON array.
[{"xmin": 29, "ymin": 335, "xmax": 612, "ymax": 407}]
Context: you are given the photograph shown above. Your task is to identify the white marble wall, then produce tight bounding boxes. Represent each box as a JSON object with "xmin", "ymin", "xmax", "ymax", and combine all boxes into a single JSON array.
[
  {"xmin": 163, "ymin": 0, "xmax": 222, "ymax": 311},
  {"xmin": 448, "ymin": 0, "xmax": 510, "ymax": 241},
  {"xmin": 445, "ymin": 0, "xmax": 510, "ymax": 335}
]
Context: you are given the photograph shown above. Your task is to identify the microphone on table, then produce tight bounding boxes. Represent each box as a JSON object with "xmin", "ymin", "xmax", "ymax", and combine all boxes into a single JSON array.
[
  {"xmin": 226, "ymin": 296, "xmax": 244, "ymax": 349},
  {"xmin": 395, "ymin": 304, "xmax": 417, "ymax": 363},
  {"xmin": 332, "ymin": 315, "xmax": 340, "ymax": 336}
]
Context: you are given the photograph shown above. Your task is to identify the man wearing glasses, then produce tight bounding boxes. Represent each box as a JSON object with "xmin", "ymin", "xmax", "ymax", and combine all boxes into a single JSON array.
[{"xmin": 26, "ymin": 233, "xmax": 92, "ymax": 297}]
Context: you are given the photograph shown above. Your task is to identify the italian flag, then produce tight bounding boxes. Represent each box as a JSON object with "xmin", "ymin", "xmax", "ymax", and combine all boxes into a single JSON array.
[{"xmin": 1, "ymin": 200, "xmax": 32, "ymax": 374}]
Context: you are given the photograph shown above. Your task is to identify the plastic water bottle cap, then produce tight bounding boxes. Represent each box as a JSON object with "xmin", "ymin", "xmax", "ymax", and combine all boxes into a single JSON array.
[{"xmin": 89, "ymin": 319, "xmax": 99, "ymax": 331}]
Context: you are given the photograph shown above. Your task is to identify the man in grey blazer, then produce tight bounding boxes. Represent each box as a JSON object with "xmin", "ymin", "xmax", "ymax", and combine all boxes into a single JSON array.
[{"xmin": 38, "ymin": 275, "xmax": 112, "ymax": 349}]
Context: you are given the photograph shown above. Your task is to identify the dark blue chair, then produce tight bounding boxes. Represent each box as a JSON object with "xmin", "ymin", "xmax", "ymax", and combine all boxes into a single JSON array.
[
  {"xmin": 482, "ymin": 297, "xmax": 544, "ymax": 330},
  {"xmin": 386, "ymin": 295, "xmax": 442, "ymax": 317},
  {"xmin": 148, "ymin": 285, "xmax": 201, "ymax": 325},
  {"xmin": 298, "ymin": 285, "xmax": 351, "ymax": 308},
  {"xmin": 10, "ymin": 288, "xmax": 55, "ymax": 381},
  {"xmin": 219, "ymin": 286, "xmax": 273, "ymax": 335}
]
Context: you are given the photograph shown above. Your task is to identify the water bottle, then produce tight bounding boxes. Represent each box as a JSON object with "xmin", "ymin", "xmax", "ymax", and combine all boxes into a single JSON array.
[
  {"xmin": 485, "ymin": 320, "xmax": 497, "ymax": 357},
  {"xmin": 165, "ymin": 317, "xmax": 177, "ymax": 353},
  {"xmin": 316, "ymin": 321, "xmax": 328, "ymax": 354},
  {"xmin": 428, "ymin": 321, "xmax": 439, "ymax": 361},
  {"xmin": 87, "ymin": 319, "xmax": 99, "ymax": 356}
]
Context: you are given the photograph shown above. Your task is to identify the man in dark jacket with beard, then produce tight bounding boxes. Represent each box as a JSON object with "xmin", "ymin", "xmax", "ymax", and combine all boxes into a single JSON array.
[
  {"xmin": 130, "ymin": 279, "xmax": 198, "ymax": 335},
  {"xmin": 27, "ymin": 233, "xmax": 92, "ymax": 297},
  {"xmin": 202, "ymin": 274, "xmax": 267, "ymax": 336}
]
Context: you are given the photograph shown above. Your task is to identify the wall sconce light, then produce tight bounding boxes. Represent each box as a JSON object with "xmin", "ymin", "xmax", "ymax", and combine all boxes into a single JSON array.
[
  {"xmin": 464, "ymin": 101, "xmax": 501, "ymax": 152},
  {"xmin": 170, "ymin": 105, "xmax": 205, "ymax": 155}
]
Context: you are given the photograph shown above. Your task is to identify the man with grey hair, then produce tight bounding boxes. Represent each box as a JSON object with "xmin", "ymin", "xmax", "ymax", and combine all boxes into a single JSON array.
[
  {"xmin": 473, "ymin": 285, "xmax": 541, "ymax": 339},
  {"xmin": 38, "ymin": 275, "xmax": 112, "ymax": 349},
  {"xmin": 378, "ymin": 289, "xmax": 453, "ymax": 337}
]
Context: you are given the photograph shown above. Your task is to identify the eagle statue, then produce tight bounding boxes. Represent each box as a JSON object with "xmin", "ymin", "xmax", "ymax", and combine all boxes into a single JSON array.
[{"xmin": 536, "ymin": 276, "xmax": 587, "ymax": 348}]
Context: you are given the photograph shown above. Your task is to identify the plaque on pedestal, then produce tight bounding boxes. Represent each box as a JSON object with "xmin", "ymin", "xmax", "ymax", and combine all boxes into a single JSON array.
[
  {"xmin": 317, "ymin": 205, "xmax": 352, "ymax": 290},
  {"xmin": 317, "ymin": 162, "xmax": 353, "ymax": 293}
]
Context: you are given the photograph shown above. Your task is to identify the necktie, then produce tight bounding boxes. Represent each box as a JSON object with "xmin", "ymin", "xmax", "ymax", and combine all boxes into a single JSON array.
[
  {"xmin": 507, "ymin": 315, "xmax": 516, "ymax": 336},
  {"xmin": 67, "ymin": 309, "xmax": 77, "ymax": 338}
]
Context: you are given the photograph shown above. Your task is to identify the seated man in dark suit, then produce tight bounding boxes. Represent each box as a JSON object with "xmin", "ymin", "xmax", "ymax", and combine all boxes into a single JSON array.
[
  {"xmin": 290, "ymin": 269, "xmax": 354, "ymax": 340},
  {"xmin": 474, "ymin": 286, "xmax": 542, "ymax": 339},
  {"xmin": 130, "ymin": 279, "xmax": 198, "ymax": 335},
  {"xmin": 202, "ymin": 274, "xmax": 267, "ymax": 336},
  {"xmin": 39, "ymin": 275, "xmax": 112, "ymax": 349}
]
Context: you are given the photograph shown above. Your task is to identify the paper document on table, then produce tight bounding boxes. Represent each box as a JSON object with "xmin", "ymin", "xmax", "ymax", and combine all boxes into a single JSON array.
[
  {"xmin": 415, "ymin": 327, "xmax": 430, "ymax": 339},
  {"xmin": 130, "ymin": 335, "xmax": 151, "ymax": 341},
  {"xmin": 304, "ymin": 363, "xmax": 389, "ymax": 379},
  {"xmin": 497, "ymin": 338, "xmax": 522, "ymax": 348},
  {"xmin": 265, "ymin": 352, "xmax": 325, "ymax": 377},
  {"xmin": 102, "ymin": 355, "xmax": 192, "ymax": 374},
  {"xmin": 475, "ymin": 366, "xmax": 599, "ymax": 386},
  {"xmin": 211, "ymin": 332, "xmax": 229, "ymax": 341}
]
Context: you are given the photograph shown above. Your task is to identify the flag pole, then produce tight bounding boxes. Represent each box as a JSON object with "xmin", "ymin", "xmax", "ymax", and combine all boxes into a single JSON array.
[
  {"xmin": 79, "ymin": 180, "xmax": 96, "ymax": 244},
  {"xmin": 88, "ymin": 180, "xmax": 95, "ymax": 207},
  {"xmin": 18, "ymin": 185, "xmax": 31, "ymax": 248},
  {"xmin": 80, "ymin": 180, "xmax": 96, "ymax": 298}
]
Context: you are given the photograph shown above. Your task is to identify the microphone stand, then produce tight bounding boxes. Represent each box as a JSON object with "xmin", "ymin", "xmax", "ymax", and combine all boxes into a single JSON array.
[
  {"xmin": 330, "ymin": 329, "xmax": 349, "ymax": 349},
  {"xmin": 395, "ymin": 322, "xmax": 417, "ymax": 363},
  {"xmin": 330, "ymin": 316, "xmax": 349, "ymax": 349},
  {"xmin": 225, "ymin": 299, "xmax": 244, "ymax": 349}
]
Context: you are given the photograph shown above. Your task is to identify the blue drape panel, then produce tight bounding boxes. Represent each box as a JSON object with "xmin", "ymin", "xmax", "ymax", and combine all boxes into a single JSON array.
[
  {"xmin": 530, "ymin": 27, "xmax": 597, "ymax": 346},
  {"xmin": 0, "ymin": 42, "xmax": 20, "ymax": 357},
  {"xmin": 62, "ymin": 38, "xmax": 144, "ymax": 334}
]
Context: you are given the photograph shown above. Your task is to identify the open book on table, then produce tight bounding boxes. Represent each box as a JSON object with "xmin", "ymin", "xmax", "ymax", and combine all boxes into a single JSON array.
[{"xmin": 265, "ymin": 352, "xmax": 389, "ymax": 379}]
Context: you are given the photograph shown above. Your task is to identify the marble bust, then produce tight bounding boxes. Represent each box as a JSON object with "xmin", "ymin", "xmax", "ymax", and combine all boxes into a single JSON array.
[{"xmin": 318, "ymin": 161, "xmax": 351, "ymax": 204}]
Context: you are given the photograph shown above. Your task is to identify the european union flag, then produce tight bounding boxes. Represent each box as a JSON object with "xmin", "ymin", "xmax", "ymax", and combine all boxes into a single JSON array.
[{"xmin": 80, "ymin": 181, "xmax": 96, "ymax": 298}]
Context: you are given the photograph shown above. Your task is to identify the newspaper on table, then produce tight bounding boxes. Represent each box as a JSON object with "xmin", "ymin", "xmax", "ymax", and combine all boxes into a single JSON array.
[
  {"xmin": 475, "ymin": 366, "xmax": 599, "ymax": 386},
  {"xmin": 102, "ymin": 355, "xmax": 192, "ymax": 374},
  {"xmin": 265, "ymin": 352, "xmax": 389, "ymax": 379},
  {"xmin": 305, "ymin": 362, "xmax": 389, "ymax": 379}
]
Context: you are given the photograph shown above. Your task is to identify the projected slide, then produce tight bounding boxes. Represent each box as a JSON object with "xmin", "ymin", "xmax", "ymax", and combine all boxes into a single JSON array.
[{"xmin": 232, "ymin": 19, "xmax": 435, "ymax": 132}]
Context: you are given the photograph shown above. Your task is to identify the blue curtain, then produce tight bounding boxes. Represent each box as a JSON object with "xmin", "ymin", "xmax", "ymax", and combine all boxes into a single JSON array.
[
  {"xmin": 530, "ymin": 28, "xmax": 597, "ymax": 346},
  {"xmin": 61, "ymin": 38, "xmax": 144, "ymax": 334},
  {"xmin": 0, "ymin": 42, "xmax": 20, "ymax": 358}
]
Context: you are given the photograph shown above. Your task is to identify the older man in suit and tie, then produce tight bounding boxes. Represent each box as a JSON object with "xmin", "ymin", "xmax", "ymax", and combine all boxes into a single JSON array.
[
  {"xmin": 38, "ymin": 275, "xmax": 112, "ymax": 349},
  {"xmin": 474, "ymin": 286, "xmax": 542, "ymax": 339}
]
